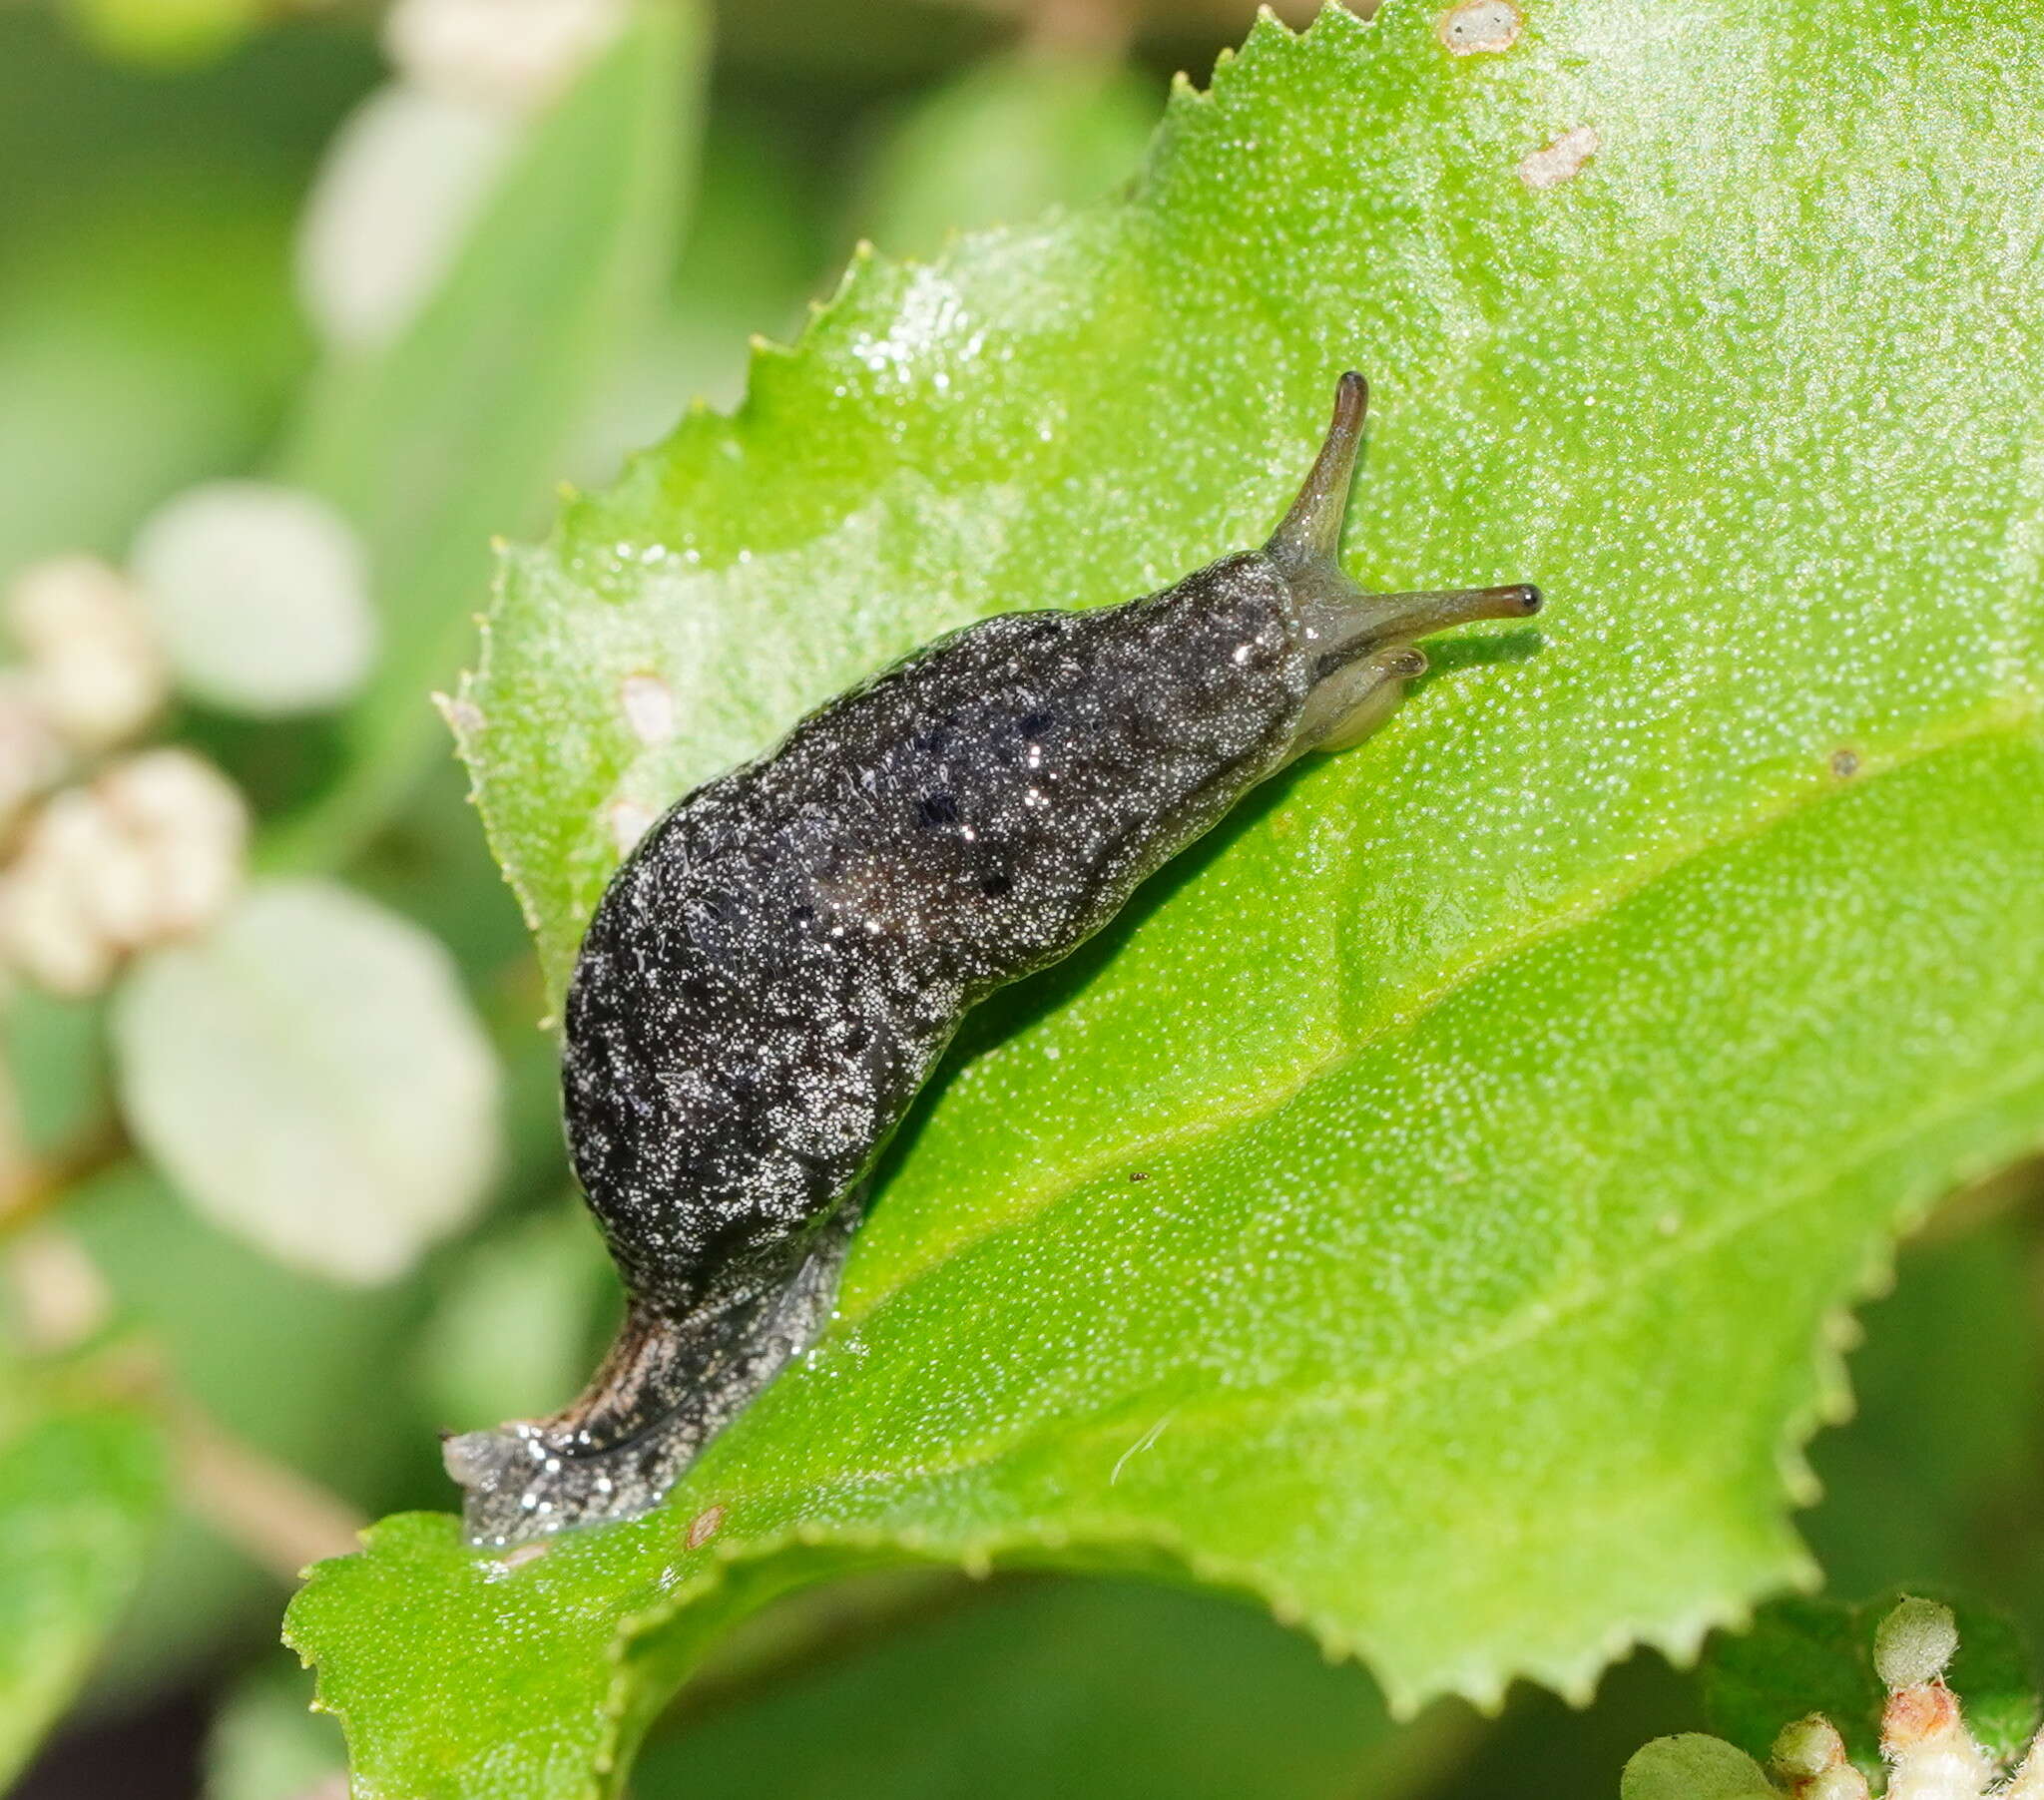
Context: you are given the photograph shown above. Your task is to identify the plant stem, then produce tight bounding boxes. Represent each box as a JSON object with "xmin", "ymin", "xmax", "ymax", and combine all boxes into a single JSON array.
[{"xmin": 0, "ymin": 1114, "xmax": 130, "ymax": 1241}]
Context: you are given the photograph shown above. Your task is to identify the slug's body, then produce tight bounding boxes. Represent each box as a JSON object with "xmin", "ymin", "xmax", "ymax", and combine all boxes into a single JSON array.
[{"xmin": 447, "ymin": 375, "xmax": 1538, "ymax": 1545}]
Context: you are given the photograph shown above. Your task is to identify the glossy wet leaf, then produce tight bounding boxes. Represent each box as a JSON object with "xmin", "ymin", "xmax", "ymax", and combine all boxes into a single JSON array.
[
  {"xmin": 0, "ymin": 1358, "xmax": 167, "ymax": 1784},
  {"xmin": 291, "ymin": 0, "xmax": 2044, "ymax": 1793}
]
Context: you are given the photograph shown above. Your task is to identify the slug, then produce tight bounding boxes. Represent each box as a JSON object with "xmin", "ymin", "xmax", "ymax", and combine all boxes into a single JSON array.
[{"xmin": 445, "ymin": 373, "xmax": 1540, "ymax": 1545}]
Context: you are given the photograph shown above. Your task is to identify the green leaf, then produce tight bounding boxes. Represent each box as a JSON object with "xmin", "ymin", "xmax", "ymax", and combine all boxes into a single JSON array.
[
  {"xmin": 1703, "ymin": 1587, "xmax": 2041, "ymax": 1775},
  {"xmin": 1802, "ymin": 1215, "xmax": 2044, "ymax": 1606},
  {"xmin": 294, "ymin": 0, "xmax": 2044, "ymax": 1792},
  {"xmin": 1704, "ymin": 1595, "xmax": 1880, "ymax": 1776},
  {"xmin": 67, "ymin": 1164, "xmax": 420, "ymax": 1693},
  {"xmin": 1619, "ymin": 1734, "xmax": 1776, "ymax": 1800},
  {"xmin": 0, "ymin": 159, "xmax": 305, "ymax": 580},
  {"xmin": 854, "ymin": 49, "xmax": 1157, "ymax": 260},
  {"xmin": 636, "ymin": 1575, "xmax": 1443, "ymax": 1800},
  {"xmin": 206, "ymin": 1659, "xmax": 344, "ymax": 1800},
  {"xmin": 0, "ymin": 1357, "xmax": 167, "ymax": 1784},
  {"xmin": 261, "ymin": 0, "xmax": 703, "ymax": 871}
]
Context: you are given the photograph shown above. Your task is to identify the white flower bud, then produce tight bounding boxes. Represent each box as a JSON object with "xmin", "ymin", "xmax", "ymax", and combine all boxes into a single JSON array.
[
  {"xmin": 1876, "ymin": 1598, "xmax": 1960, "ymax": 1690},
  {"xmin": 6, "ymin": 555, "xmax": 166, "ymax": 752},
  {"xmin": 1774, "ymin": 1715, "xmax": 1848, "ymax": 1781},
  {"xmin": 130, "ymin": 482, "xmax": 377, "ymax": 716},
  {"xmin": 96, "ymin": 748, "xmax": 249, "ymax": 939},
  {"xmin": 1770, "ymin": 1715, "xmax": 1871, "ymax": 1800},
  {"xmin": 0, "ymin": 750, "xmax": 248, "ymax": 996},
  {"xmin": 3, "ymin": 1226, "xmax": 114, "ymax": 1354},
  {"xmin": 0, "ymin": 792, "xmax": 123, "ymax": 996},
  {"xmin": 1882, "ymin": 1674, "xmax": 1993, "ymax": 1800},
  {"xmin": 2002, "ymin": 1729, "xmax": 2044, "ymax": 1800},
  {"xmin": 59, "ymin": 785, "xmax": 159, "ymax": 948},
  {"xmin": 382, "ymin": 0, "xmax": 628, "ymax": 116},
  {"xmin": 0, "ymin": 674, "xmax": 67, "ymax": 836}
]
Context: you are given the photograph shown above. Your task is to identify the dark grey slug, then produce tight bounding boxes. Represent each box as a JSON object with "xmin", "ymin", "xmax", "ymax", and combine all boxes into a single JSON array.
[{"xmin": 445, "ymin": 374, "xmax": 1539, "ymax": 1545}]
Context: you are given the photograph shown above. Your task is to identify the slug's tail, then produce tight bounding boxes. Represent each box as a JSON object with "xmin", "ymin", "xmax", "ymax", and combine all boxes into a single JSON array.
[{"xmin": 444, "ymin": 1193, "xmax": 864, "ymax": 1546}]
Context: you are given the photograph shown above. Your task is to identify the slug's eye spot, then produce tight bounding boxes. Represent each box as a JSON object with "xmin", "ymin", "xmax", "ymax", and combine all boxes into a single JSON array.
[
  {"xmin": 1018, "ymin": 709, "xmax": 1055, "ymax": 739},
  {"xmin": 979, "ymin": 872, "xmax": 1014, "ymax": 899},
  {"xmin": 919, "ymin": 792, "xmax": 960, "ymax": 826}
]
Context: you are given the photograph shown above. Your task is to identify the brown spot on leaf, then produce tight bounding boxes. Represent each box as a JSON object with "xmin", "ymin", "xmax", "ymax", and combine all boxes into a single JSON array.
[
  {"xmin": 686, "ymin": 1503, "xmax": 726, "ymax": 1550},
  {"xmin": 1517, "ymin": 125, "xmax": 1600, "ymax": 190},
  {"xmin": 1437, "ymin": 0, "xmax": 1522, "ymax": 54},
  {"xmin": 621, "ymin": 671, "xmax": 676, "ymax": 746},
  {"xmin": 1830, "ymin": 747, "xmax": 1860, "ymax": 778}
]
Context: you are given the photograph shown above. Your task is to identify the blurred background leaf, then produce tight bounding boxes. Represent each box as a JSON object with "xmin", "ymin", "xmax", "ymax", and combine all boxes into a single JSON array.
[
  {"xmin": 1618, "ymin": 1733, "xmax": 1776, "ymax": 1800},
  {"xmin": 264, "ymin": 0, "xmax": 702, "ymax": 871},
  {"xmin": 854, "ymin": 49, "xmax": 1156, "ymax": 259},
  {"xmin": 1703, "ymin": 1585, "xmax": 2040, "ymax": 1776},
  {"xmin": 202, "ymin": 1660, "xmax": 344, "ymax": 1800},
  {"xmin": 0, "ymin": 166, "xmax": 306, "ymax": 583},
  {"xmin": 58, "ymin": 0, "xmax": 264, "ymax": 68},
  {"xmin": 0, "ymin": 1356, "xmax": 166, "ymax": 1787},
  {"xmin": 112, "ymin": 879, "xmax": 501, "ymax": 1286},
  {"xmin": 412, "ymin": 1199, "xmax": 612, "ymax": 1433},
  {"xmin": 635, "ymin": 1575, "xmax": 1463, "ymax": 1800}
]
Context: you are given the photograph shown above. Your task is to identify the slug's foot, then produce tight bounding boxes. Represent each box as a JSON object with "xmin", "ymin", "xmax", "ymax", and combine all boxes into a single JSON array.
[
  {"xmin": 445, "ymin": 1198, "xmax": 863, "ymax": 1546},
  {"xmin": 443, "ymin": 1416, "xmax": 678, "ymax": 1546}
]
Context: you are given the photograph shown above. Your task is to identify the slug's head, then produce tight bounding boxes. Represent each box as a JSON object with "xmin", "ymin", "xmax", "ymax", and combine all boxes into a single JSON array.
[{"xmin": 1266, "ymin": 372, "xmax": 1540, "ymax": 759}]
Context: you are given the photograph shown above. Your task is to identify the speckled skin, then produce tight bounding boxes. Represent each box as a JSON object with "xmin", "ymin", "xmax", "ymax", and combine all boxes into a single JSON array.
[
  {"xmin": 585, "ymin": 556, "xmax": 1311, "ymax": 1270},
  {"xmin": 444, "ymin": 375, "xmax": 1539, "ymax": 1545}
]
